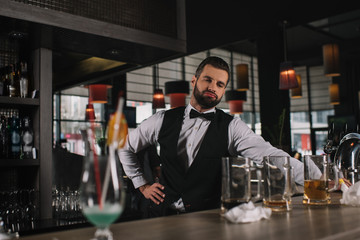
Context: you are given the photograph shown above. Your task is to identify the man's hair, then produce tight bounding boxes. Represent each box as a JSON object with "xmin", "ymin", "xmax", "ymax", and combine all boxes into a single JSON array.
[{"xmin": 194, "ymin": 56, "xmax": 230, "ymax": 85}]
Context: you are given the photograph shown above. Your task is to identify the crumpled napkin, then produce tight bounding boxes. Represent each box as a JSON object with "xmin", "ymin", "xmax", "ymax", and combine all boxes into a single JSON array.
[
  {"xmin": 224, "ymin": 201, "xmax": 272, "ymax": 223},
  {"xmin": 340, "ymin": 180, "xmax": 360, "ymax": 206}
]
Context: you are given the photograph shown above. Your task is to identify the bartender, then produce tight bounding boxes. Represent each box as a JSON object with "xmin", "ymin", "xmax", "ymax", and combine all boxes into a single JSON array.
[{"xmin": 119, "ymin": 56, "xmax": 304, "ymax": 217}]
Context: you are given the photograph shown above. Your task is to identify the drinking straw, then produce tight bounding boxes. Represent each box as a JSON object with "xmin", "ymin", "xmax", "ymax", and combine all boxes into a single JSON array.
[
  {"xmin": 101, "ymin": 96, "xmax": 124, "ymax": 205},
  {"xmin": 88, "ymin": 121, "xmax": 103, "ymax": 209}
]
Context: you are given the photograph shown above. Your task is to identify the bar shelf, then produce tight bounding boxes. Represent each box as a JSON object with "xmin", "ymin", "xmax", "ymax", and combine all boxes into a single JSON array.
[
  {"xmin": 0, "ymin": 159, "xmax": 40, "ymax": 166},
  {"xmin": 0, "ymin": 96, "xmax": 39, "ymax": 106}
]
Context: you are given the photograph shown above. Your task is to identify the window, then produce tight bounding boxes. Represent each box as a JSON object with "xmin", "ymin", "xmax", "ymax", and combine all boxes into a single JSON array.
[
  {"xmin": 290, "ymin": 65, "xmax": 335, "ymax": 155},
  {"xmin": 126, "ymin": 48, "xmax": 261, "ymax": 131},
  {"xmin": 53, "ymin": 87, "xmax": 106, "ymax": 155}
]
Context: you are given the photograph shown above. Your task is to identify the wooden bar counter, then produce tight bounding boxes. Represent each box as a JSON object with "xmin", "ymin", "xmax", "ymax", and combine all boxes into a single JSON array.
[{"xmin": 19, "ymin": 192, "xmax": 360, "ymax": 240}]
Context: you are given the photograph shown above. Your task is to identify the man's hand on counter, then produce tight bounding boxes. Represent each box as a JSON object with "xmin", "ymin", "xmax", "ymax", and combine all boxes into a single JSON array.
[{"xmin": 139, "ymin": 183, "xmax": 165, "ymax": 205}]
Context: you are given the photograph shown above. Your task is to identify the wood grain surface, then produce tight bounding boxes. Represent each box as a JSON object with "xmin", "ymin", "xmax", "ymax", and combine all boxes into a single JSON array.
[{"xmin": 19, "ymin": 192, "xmax": 360, "ymax": 240}]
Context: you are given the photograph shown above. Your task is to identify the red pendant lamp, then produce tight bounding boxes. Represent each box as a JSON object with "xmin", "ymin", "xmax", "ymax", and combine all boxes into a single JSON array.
[
  {"xmin": 225, "ymin": 90, "xmax": 246, "ymax": 114},
  {"xmin": 85, "ymin": 103, "xmax": 96, "ymax": 121},
  {"xmin": 165, "ymin": 57, "xmax": 189, "ymax": 108},
  {"xmin": 88, "ymin": 84, "xmax": 111, "ymax": 104},
  {"xmin": 279, "ymin": 21, "xmax": 298, "ymax": 90}
]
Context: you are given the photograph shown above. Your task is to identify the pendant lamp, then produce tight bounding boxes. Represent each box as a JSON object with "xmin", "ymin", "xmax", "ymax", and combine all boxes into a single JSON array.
[
  {"xmin": 152, "ymin": 65, "xmax": 165, "ymax": 109},
  {"xmin": 225, "ymin": 52, "xmax": 247, "ymax": 114},
  {"xmin": 323, "ymin": 43, "xmax": 340, "ymax": 77},
  {"xmin": 329, "ymin": 83, "xmax": 340, "ymax": 105},
  {"xmin": 279, "ymin": 21, "xmax": 298, "ymax": 90},
  {"xmin": 88, "ymin": 84, "xmax": 111, "ymax": 104},
  {"xmin": 85, "ymin": 103, "xmax": 96, "ymax": 121},
  {"xmin": 291, "ymin": 74, "xmax": 302, "ymax": 98},
  {"xmin": 165, "ymin": 81, "xmax": 189, "ymax": 108},
  {"xmin": 236, "ymin": 63, "xmax": 249, "ymax": 91},
  {"xmin": 225, "ymin": 90, "xmax": 247, "ymax": 114},
  {"xmin": 165, "ymin": 57, "xmax": 189, "ymax": 108},
  {"xmin": 152, "ymin": 89, "xmax": 165, "ymax": 109}
]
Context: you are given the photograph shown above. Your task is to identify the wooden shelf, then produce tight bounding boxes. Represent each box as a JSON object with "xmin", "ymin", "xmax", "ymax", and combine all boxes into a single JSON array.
[
  {"xmin": 0, "ymin": 158, "xmax": 40, "ymax": 167},
  {"xmin": 0, "ymin": 96, "xmax": 39, "ymax": 106}
]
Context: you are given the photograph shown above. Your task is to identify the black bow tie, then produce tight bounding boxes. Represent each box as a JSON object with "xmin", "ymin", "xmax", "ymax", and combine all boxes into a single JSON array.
[{"xmin": 189, "ymin": 109, "xmax": 215, "ymax": 121}]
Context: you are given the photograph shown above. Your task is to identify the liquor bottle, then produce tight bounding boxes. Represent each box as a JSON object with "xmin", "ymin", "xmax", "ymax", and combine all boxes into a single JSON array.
[
  {"xmin": 19, "ymin": 62, "xmax": 29, "ymax": 98},
  {"xmin": 8, "ymin": 64, "xmax": 17, "ymax": 97},
  {"xmin": 21, "ymin": 116, "xmax": 34, "ymax": 159},
  {"xmin": 0, "ymin": 115, "xmax": 6, "ymax": 158},
  {"xmin": 15, "ymin": 62, "xmax": 21, "ymax": 97},
  {"xmin": 339, "ymin": 123, "xmax": 348, "ymax": 141},
  {"xmin": 0, "ymin": 68, "xmax": 4, "ymax": 96},
  {"xmin": 0, "ymin": 113, "xmax": 9, "ymax": 158},
  {"xmin": 2, "ymin": 66, "xmax": 10, "ymax": 97},
  {"xmin": 10, "ymin": 116, "xmax": 21, "ymax": 159}
]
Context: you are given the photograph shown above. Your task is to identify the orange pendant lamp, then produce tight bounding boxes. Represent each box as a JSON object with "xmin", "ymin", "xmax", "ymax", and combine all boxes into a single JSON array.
[
  {"xmin": 279, "ymin": 20, "xmax": 298, "ymax": 90},
  {"xmin": 236, "ymin": 63, "xmax": 249, "ymax": 91},
  {"xmin": 323, "ymin": 43, "xmax": 340, "ymax": 77},
  {"xmin": 291, "ymin": 74, "xmax": 302, "ymax": 98},
  {"xmin": 152, "ymin": 89, "xmax": 165, "ymax": 109},
  {"xmin": 152, "ymin": 64, "xmax": 165, "ymax": 109},
  {"xmin": 329, "ymin": 83, "xmax": 340, "ymax": 105}
]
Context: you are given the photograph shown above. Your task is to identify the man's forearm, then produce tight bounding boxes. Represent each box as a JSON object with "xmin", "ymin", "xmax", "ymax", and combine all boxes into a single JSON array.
[{"xmin": 118, "ymin": 148, "xmax": 148, "ymax": 188}]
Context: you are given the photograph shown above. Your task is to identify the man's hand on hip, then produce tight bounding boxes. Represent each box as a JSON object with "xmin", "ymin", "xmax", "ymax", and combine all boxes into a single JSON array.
[{"xmin": 139, "ymin": 183, "xmax": 165, "ymax": 205}]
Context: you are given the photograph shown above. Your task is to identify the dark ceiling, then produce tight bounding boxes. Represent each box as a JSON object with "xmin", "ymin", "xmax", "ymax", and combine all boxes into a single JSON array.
[
  {"xmin": 2, "ymin": 5, "xmax": 360, "ymax": 91},
  {"xmin": 185, "ymin": 5, "xmax": 360, "ymax": 67}
]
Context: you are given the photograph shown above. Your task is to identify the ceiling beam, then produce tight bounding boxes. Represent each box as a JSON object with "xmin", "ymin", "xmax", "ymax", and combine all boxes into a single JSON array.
[{"xmin": 0, "ymin": 0, "xmax": 186, "ymax": 53}]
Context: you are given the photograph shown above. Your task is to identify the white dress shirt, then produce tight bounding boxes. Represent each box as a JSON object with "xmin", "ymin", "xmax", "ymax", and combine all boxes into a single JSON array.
[{"xmin": 119, "ymin": 104, "xmax": 305, "ymax": 189}]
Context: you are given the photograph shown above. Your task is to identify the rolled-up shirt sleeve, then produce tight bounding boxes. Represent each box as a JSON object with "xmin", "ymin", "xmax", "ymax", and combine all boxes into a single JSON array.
[
  {"xmin": 118, "ymin": 111, "xmax": 164, "ymax": 189},
  {"xmin": 228, "ymin": 117, "xmax": 304, "ymax": 185}
]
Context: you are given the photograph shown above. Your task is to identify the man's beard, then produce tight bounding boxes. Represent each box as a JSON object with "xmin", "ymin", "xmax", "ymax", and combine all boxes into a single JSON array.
[{"xmin": 193, "ymin": 81, "xmax": 222, "ymax": 109}]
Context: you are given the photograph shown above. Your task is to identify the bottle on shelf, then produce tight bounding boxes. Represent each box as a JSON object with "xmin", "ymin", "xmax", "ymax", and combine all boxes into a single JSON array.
[
  {"xmin": 2, "ymin": 66, "xmax": 10, "ymax": 97},
  {"xmin": 21, "ymin": 116, "xmax": 34, "ymax": 159},
  {"xmin": 15, "ymin": 63, "xmax": 21, "ymax": 97},
  {"xmin": 0, "ymin": 115, "xmax": 8, "ymax": 158},
  {"xmin": 10, "ymin": 115, "xmax": 21, "ymax": 159},
  {"xmin": 8, "ymin": 64, "xmax": 17, "ymax": 98},
  {"xmin": 19, "ymin": 62, "xmax": 29, "ymax": 98},
  {"xmin": 339, "ymin": 123, "xmax": 349, "ymax": 141},
  {"xmin": 0, "ymin": 68, "xmax": 4, "ymax": 96}
]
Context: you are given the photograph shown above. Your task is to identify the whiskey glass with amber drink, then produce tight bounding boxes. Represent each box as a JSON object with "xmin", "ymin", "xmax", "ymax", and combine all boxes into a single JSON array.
[
  {"xmin": 262, "ymin": 156, "xmax": 293, "ymax": 211},
  {"xmin": 303, "ymin": 155, "xmax": 331, "ymax": 205}
]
